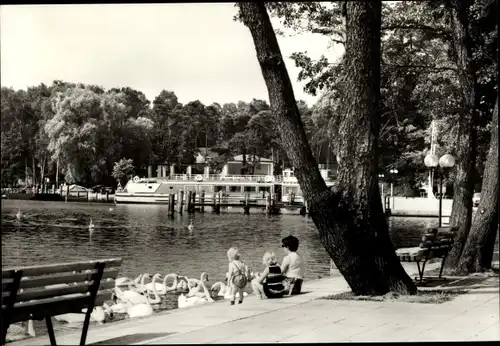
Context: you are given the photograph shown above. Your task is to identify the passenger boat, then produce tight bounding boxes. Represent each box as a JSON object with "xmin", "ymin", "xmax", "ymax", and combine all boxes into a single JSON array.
[{"xmin": 114, "ymin": 169, "xmax": 336, "ymax": 205}]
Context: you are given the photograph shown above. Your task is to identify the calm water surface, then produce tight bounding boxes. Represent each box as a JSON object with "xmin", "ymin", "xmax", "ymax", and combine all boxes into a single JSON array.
[{"xmin": 1, "ymin": 199, "xmax": 438, "ymax": 338}]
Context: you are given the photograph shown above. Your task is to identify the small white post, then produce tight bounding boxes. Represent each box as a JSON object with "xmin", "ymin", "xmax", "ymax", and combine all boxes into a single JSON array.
[{"xmin": 391, "ymin": 183, "xmax": 394, "ymax": 209}]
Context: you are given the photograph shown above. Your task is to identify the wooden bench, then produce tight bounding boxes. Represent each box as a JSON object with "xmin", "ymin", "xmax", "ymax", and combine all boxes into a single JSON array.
[
  {"xmin": 2, "ymin": 258, "xmax": 122, "ymax": 346},
  {"xmin": 396, "ymin": 227, "xmax": 457, "ymax": 283}
]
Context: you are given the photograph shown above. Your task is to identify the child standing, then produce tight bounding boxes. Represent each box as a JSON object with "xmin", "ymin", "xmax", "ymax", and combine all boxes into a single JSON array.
[{"xmin": 226, "ymin": 247, "xmax": 250, "ymax": 305}]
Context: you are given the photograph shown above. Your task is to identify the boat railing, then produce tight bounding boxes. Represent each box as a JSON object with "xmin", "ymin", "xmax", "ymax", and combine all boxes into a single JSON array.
[{"xmin": 153, "ymin": 174, "xmax": 283, "ymax": 183}]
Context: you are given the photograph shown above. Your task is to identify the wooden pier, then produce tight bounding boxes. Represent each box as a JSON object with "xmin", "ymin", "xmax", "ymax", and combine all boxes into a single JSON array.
[{"xmin": 159, "ymin": 190, "xmax": 308, "ymax": 217}]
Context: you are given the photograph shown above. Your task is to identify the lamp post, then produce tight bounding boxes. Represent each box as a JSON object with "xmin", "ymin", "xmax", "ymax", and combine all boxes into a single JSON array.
[
  {"xmin": 378, "ymin": 173, "xmax": 385, "ymax": 212},
  {"xmin": 424, "ymin": 153, "xmax": 455, "ymax": 227},
  {"xmin": 389, "ymin": 169, "xmax": 398, "ymax": 210}
]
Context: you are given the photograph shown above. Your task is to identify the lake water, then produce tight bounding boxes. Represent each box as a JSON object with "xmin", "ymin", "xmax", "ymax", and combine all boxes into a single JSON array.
[{"xmin": 1, "ymin": 199, "xmax": 439, "ymax": 339}]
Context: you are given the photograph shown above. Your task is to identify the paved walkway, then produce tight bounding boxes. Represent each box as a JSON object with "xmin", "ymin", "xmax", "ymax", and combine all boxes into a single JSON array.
[{"xmin": 10, "ymin": 262, "xmax": 500, "ymax": 345}]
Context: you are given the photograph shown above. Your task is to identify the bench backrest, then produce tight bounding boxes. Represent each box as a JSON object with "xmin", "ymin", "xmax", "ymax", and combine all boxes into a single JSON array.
[
  {"xmin": 419, "ymin": 227, "xmax": 457, "ymax": 257},
  {"xmin": 2, "ymin": 258, "xmax": 122, "ymax": 323}
]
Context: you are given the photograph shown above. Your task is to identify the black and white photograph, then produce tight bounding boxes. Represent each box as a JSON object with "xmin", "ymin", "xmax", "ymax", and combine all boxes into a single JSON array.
[{"xmin": 1, "ymin": 1, "xmax": 498, "ymax": 344}]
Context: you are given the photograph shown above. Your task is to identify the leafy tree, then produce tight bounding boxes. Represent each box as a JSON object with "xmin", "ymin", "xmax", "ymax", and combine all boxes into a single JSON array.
[
  {"xmin": 456, "ymin": 97, "xmax": 498, "ymax": 274},
  {"xmin": 237, "ymin": 1, "xmax": 417, "ymax": 295},
  {"xmin": 112, "ymin": 158, "xmax": 136, "ymax": 187}
]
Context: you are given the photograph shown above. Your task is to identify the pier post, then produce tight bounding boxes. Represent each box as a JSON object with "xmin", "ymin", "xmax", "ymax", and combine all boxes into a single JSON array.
[
  {"xmin": 214, "ymin": 191, "xmax": 221, "ymax": 214},
  {"xmin": 187, "ymin": 191, "xmax": 193, "ymax": 214},
  {"xmin": 96, "ymin": 192, "xmax": 99, "ymax": 202},
  {"xmin": 212, "ymin": 191, "xmax": 217, "ymax": 213},
  {"xmin": 177, "ymin": 190, "xmax": 184, "ymax": 213},
  {"xmin": 290, "ymin": 192, "xmax": 295, "ymax": 205},
  {"xmin": 244, "ymin": 193, "xmax": 250, "ymax": 214},
  {"xmin": 168, "ymin": 194, "xmax": 175, "ymax": 217},
  {"xmin": 200, "ymin": 190, "xmax": 205, "ymax": 213},
  {"xmin": 191, "ymin": 192, "xmax": 197, "ymax": 213},
  {"xmin": 106, "ymin": 192, "xmax": 109, "ymax": 202},
  {"xmin": 65, "ymin": 185, "xmax": 69, "ymax": 202},
  {"xmin": 265, "ymin": 193, "xmax": 271, "ymax": 214},
  {"xmin": 86, "ymin": 191, "xmax": 89, "ymax": 201}
]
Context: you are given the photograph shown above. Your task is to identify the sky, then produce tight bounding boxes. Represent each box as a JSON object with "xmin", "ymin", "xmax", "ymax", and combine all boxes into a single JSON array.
[{"xmin": 0, "ymin": 3, "xmax": 344, "ymax": 107}]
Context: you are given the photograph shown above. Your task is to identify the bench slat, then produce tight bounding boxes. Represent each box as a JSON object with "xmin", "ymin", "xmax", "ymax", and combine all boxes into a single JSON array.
[
  {"xmin": 4, "ymin": 291, "xmax": 111, "ymax": 323},
  {"xmin": 2, "ymin": 268, "xmax": 120, "ymax": 291},
  {"xmin": 2, "ymin": 258, "xmax": 122, "ymax": 277},
  {"xmin": 2, "ymin": 279, "xmax": 115, "ymax": 303}
]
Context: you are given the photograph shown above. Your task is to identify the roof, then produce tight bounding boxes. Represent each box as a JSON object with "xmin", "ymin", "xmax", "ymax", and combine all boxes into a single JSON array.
[{"xmin": 230, "ymin": 154, "xmax": 273, "ymax": 162}]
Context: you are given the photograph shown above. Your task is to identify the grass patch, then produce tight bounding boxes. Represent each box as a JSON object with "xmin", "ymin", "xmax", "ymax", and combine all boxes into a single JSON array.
[{"xmin": 320, "ymin": 289, "xmax": 467, "ymax": 304}]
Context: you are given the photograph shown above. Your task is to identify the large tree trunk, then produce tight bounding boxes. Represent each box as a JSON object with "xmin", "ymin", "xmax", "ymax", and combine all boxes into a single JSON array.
[
  {"xmin": 238, "ymin": 2, "xmax": 416, "ymax": 295},
  {"xmin": 456, "ymin": 98, "xmax": 499, "ymax": 274},
  {"xmin": 446, "ymin": 1, "xmax": 479, "ymax": 269}
]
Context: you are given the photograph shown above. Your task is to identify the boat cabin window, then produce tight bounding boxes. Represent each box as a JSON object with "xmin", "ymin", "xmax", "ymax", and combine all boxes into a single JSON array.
[
  {"xmin": 244, "ymin": 186, "xmax": 256, "ymax": 192},
  {"xmin": 214, "ymin": 186, "xmax": 225, "ymax": 192},
  {"xmin": 258, "ymin": 186, "xmax": 271, "ymax": 193},
  {"xmin": 229, "ymin": 186, "xmax": 241, "ymax": 193},
  {"xmin": 284, "ymin": 186, "xmax": 299, "ymax": 194}
]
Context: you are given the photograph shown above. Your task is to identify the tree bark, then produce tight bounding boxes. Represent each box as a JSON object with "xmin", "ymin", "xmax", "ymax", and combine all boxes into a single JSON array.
[
  {"xmin": 456, "ymin": 97, "xmax": 499, "ymax": 274},
  {"xmin": 238, "ymin": 2, "xmax": 416, "ymax": 295},
  {"xmin": 446, "ymin": 1, "xmax": 480, "ymax": 269}
]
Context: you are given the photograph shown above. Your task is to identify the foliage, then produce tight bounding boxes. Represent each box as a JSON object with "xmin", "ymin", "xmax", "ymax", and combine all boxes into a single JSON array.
[
  {"xmin": 268, "ymin": 0, "xmax": 497, "ymax": 193},
  {"xmin": 111, "ymin": 158, "xmax": 135, "ymax": 187}
]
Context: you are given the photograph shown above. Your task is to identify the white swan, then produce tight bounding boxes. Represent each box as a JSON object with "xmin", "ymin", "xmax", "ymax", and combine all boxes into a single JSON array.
[
  {"xmin": 115, "ymin": 279, "xmax": 148, "ymax": 305},
  {"xmin": 175, "ymin": 276, "xmax": 189, "ymax": 291},
  {"xmin": 210, "ymin": 281, "xmax": 228, "ymax": 297},
  {"xmin": 89, "ymin": 218, "xmax": 95, "ymax": 230},
  {"xmin": 107, "ymin": 295, "xmax": 129, "ymax": 314},
  {"xmin": 5, "ymin": 320, "xmax": 35, "ymax": 342},
  {"xmin": 187, "ymin": 220, "xmax": 194, "ymax": 231},
  {"xmin": 116, "ymin": 273, "xmax": 142, "ymax": 287},
  {"xmin": 15, "ymin": 209, "xmax": 22, "ymax": 221},
  {"xmin": 54, "ymin": 306, "xmax": 109, "ymax": 324},
  {"xmin": 144, "ymin": 273, "xmax": 179, "ymax": 295},
  {"xmin": 178, "ymin": 273, "xmax": 214, "ymax": 308},
  {"xmin": 187, "ymin": 273, "xmax": 212, "ymax": 298},
  {"xmin": 137, "ymin": 272, "xmax": 153, "ymax": 293},
  {"xmin": 144, "ymin": 273, "xmax": 163, "ymax": 304},
  {"xmin": 125, "ymin": 291, "xmax": 154, "ymax": 318},
  {"xmin": 109, "ymin": 208, "xmax": 114, "ymax": 211}
]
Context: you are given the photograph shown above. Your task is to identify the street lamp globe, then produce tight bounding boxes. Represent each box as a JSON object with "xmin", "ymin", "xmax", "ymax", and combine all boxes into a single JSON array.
[
  {"xmin": 439, "ymin": 154, "xmax": 455, "ymax": 168},
  {"xmin": 424, "ymin": 154, "xmax": 439, "ymax": 168},
  {"xmin": 390, "ymin": 169, "xmax": 398, "ymax": 174}
]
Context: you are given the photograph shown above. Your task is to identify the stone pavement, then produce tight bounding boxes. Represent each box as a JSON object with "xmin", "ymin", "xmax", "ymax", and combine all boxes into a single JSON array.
[{"xmin": 9, "ymin": 262, "xmax": 499, "ymax": 345}]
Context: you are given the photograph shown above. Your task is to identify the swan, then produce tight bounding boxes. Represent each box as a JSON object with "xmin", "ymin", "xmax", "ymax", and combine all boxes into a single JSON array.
[
  {"xmin": 89, "ymin": 218, "xmax": 95, "ymax": 230},
  {"xmin": 144, "ymin": 273, "xmax": 179, "ymax": 294},
  {"xmin": 109, "ymin": 208, "xmax": 114, "ymax": 211},
  {"xmin": 143, "ymin": 273, "xmax": 163, "ymax": 304},
  {"xmin": 137, "ymin": 272, "xmax": 153, "ymax": 293},
  {"xmin": 5, "ymin": 320, "xmax": 35, "ymax": 342},
  {"xmin": 107, "ymin": 295, "xmax": 129, "ymax": 314},
  {"xmin": 178, "ymin": 273, "xmax": 214, "ymax": 308},
  {"xmin": 175, "ymin": 276, "xmax": 189, "ymax": 291},
  {"xmin": 127, "ymin": 301, "xmax": 153, "ymax": 318},
  {"xmin": 115, "ymin": 279, "xmax": 148, "ymax": 305},
  {"xmin": 15, "ymin": 209, "xmax": 22, "ymax": 221},
  {"xmin": 125, "ymin": 291, "xmax": 154, "ymax": 318},
  {"xmin": 187, "ymin": 273, "xmax": 212, "ymax": 298},
  {"xmin": 54, "ymin": 306, "xmax": 110, "ymax": 324},
  {"xmin": 116, "ymin": 273, "xmax": 142, "ymax": 287},
  {"xmin": 187, "ymin": 220, "xmax": 194, "ymax": 231},
  {"xmin": 210, "ymin": 281, "xmax": 228, "ymax": 297}
]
